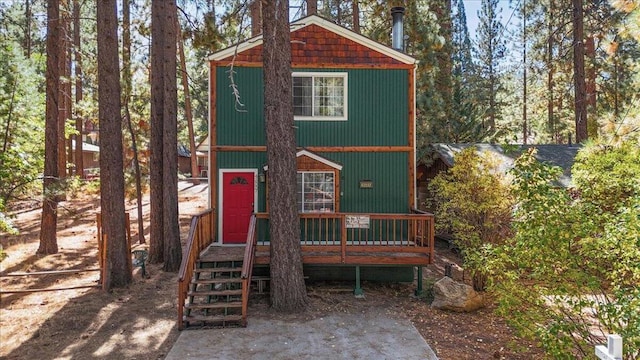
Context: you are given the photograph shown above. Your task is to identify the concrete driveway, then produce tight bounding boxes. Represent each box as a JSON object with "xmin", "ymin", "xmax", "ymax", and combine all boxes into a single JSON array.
[{"xmin": 165, "ymin": 313, "xmax": 438, "ymax": 360}]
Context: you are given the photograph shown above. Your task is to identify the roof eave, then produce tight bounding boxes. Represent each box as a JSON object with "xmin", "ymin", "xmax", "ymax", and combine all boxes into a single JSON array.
[{"xmin": 208, "ymin": 15, "xmax": 417, "ymax": 65}]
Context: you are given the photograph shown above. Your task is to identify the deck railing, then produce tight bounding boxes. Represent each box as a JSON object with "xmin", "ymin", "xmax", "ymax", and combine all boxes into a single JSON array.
[
  {"xmin": 240, "ymin": 214, "xmax": 258, "ymax": 326},
  {"xmin": 255, "ymin": 211, "xmax": 434, "ymax": 263},
  {"xmin": 177, "ymin": 209, "xmax": 215, "ymax": 330}
]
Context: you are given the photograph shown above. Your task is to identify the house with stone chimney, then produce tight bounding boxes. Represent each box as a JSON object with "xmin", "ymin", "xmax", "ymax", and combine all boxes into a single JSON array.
[{"xmin": 178, "ymin": 8, "xmax": 435, "ymax": 329}]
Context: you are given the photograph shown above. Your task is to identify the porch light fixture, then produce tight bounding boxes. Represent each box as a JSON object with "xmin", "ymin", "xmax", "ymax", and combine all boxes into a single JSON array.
[{"xmin": 259, "ymin": 172, "xmax": 266, "ymax": 183}]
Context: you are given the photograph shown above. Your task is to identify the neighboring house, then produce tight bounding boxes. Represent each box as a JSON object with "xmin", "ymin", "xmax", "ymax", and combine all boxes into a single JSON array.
[
  {"xmin": 195, "ymin": 136, "xmax": 209, "ymax": 177},
  {"xmin": 178, "ymin": 144, "xmax": 206, "ymax": 177},
  {"xmin": 208, "ymin": 13, "xmax": 431, "ymax": 274},
  {"xmin": 71, "ymin": 140, "xmax": 100, "ymax": 178},
  {"xmin": 417, "ymin": 143, "xmax": 582, "ymax": 210}
]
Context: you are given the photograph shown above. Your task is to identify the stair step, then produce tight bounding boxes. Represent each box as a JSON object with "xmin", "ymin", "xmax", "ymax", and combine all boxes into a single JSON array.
[
  {"xmin": 197, "ymin": 258, "xmax": 244, "ymax": 265},
  {"xmin": 195, "ymin": 267, "xmax": 241, "ymax": 273},
  {"xmin": 184, "ymin": 314, "xmax": 243, "ymax": 323},
  {"xmin": 185, "ymin": 301, "xmax": 242, "ymax": 310},
  {"xmin": 188, "ymin": 289, "xmax": 242, "ymax": 297},
  {"xmin": 192, "ymin": 278, "xmax": 242, "ymax": 285}
]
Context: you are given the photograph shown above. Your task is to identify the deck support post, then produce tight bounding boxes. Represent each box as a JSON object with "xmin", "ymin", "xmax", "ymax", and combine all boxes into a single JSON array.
[
  {"xmin": 354, "ymin": 266, "xmax": 364, "ymax": 297},
  {"xmin": 415, "ymin": 266, "xmax": 423, "ymax": 296}
]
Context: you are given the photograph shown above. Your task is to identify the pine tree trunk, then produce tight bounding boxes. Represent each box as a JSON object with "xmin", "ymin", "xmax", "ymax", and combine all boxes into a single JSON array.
[
  {"xmin": 57, "ymin": 3, "xmax": 68, "ymax": 181},
  {"xmin": 161, "ymin": 0, "xmax": 181, "ymax": 272},
  {"xmin": 522, "ymin": 1, "xmax": 527, "ymax": 144},
  {"xmin": 307, "ymin": 0, "xmax": 317, "ymax": 15},
  {"xmin": 24, "ymin": 0, "xmax": 32, "ymax": 58},
  {"xmin": 39, "ymin": 0, "xmax": 61, "ymax": 255},
  {"xmin": 352, "ymin": 0, "xmax": 360, "ymax": 34},
  {"xmin": 123, "ymin": 0, "xmax": 145, "ymax": 244},
  {"xmin": 97, "ymin": 0, "xmax": 131, "ymax": 288},
  {"xmin": 572, "ymin": 0, "xmax": 588, "ymax": 143},
  {"xmin": 547, "ymin": 0, "xmax": 555, "ymax": 142},
  {"xmin": 73, "ymin": 0, "xmax": 83, "ymax": 177},
  {"xmin": 149, "ymin": 0, "xmax": 165, "ymax": 263},
  {"xmin": 250, "ymin": 1, "xmax": 262, "ymax": 37},
  {"xmin": 177, "ymin": 23, "xmax": 200, "ymax": 185},
  {"xmin": 263, "ymin": 0, "xmax": 308, "ymax": 312}
]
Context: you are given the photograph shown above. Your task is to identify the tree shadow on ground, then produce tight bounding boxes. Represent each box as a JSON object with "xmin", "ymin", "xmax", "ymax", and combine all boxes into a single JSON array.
[
  {"xmin": 3, "ymin": 263, "xmax": 180, "ymax": 360},
  {"xmin": 0, "ymin": 248, "xmax": 101, "ymax": 306}
]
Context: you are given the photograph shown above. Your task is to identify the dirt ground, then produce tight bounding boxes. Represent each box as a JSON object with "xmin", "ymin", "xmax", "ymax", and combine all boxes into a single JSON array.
[{"xmin": 1, "ymin": 182, "xmax": 543, "ymax": 360}]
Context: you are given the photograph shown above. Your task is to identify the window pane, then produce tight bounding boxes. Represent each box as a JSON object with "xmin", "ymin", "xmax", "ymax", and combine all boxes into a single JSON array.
[
  {"xmin": 293, "ymin": 77, "xmax": 312, "ymax": 116},
  {"xmin": 298, "ymin": 172, "xmax": 334, "ymax": 212},
  {"xmin": 313, "ymin": 77, "xmax": 344, "ymax": 117}
]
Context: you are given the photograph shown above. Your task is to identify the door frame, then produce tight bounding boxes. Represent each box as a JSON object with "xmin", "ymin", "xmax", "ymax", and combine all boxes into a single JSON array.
[{"xmin": 218, "ymin": 168, "xmax": 258, "ymax": 245}]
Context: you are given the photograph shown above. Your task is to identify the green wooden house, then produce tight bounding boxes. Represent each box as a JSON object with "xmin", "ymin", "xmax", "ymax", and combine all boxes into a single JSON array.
[{"xmin": 178, "ymin": 10, "xmax": 435, "ymax": 329}]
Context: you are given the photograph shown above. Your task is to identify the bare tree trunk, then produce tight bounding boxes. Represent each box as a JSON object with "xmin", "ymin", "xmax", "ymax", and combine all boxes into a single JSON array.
[
  {"xmin": 162, "ymin": 1, "xmax": 181, "ymax": 272},
  {"xmin": 572, "ymin": 0, "xmax": 588, "ymax": 143},
  {"xmin": 585, "ymin": 35, "xmax": 598, "ymax": 138},
  {"xmin": 547, "ymin": 0, "xmax": 555, "ymax": 143},
  {"xmin": 352, "ymin": 0, "xmax": 360, "ymax": 33},
  {"xmin": 177, "ymin": 22, "xmax": 200, "ymax": 185},
  {"xmin": 306, "ymin": 0, "xmax": 316, "ymax": 16},
  {"xmin": 58, "ymin": 1, "xmax": 69, "ymax": 181},
  {"xmin": 73, "ymin": 0, "xmax": 83, "ymax": 177},
  {"xmin": 522, "ymin": 0, "xmax": 527, "ymax": 144},
  {"xmin": 263, "ymin": 0, "xmax": 308, "ymax": 312},
  {"xmin": 39, "ymin": 0, "xmax": 61, "ymax": 255},
  {"xmin": 25, "ymin": 0, "xmax": 32, "ymax": 58},
  {"xmin": 97, "ymin": 0, "xmax": 131, "ymax": 289},
  {"xmin": 250, "ymin": 0, "xmax": 262, "ymax": 37},
  {"xmin": 149, "ymin": 0, "xmax": 165, "ymax": 263},
  {"xmin": 150, "ymin": 0, "xmax": 181, "ymax": 271},
  {"xmin": 122, "ymin": 0, "xmax": 145, "ymax": 244},
  {"xmin": 2, "ymin": 79, "xmax": 17, "ymax": 155}
]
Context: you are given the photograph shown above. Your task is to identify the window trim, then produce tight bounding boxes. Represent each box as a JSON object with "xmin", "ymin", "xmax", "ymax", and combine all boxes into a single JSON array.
[{"xmin": 292, "ymin": 72, "xmax": 348, "ymax": 121}]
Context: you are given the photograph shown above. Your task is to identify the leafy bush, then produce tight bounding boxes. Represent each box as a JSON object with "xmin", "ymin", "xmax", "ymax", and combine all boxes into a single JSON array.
[
  {"xmin": 428, "ymin": 147, "xmax": 514, "ymax": 290},
  {"xmin": 486, "ymin": 145, "xmax": 640, "ymax": 359}
]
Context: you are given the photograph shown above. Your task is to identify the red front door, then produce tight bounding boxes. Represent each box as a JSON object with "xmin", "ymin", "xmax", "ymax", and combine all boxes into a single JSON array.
[{"xmin": 222, "ymin": 171, "xmax": 255, "ymax": 244}]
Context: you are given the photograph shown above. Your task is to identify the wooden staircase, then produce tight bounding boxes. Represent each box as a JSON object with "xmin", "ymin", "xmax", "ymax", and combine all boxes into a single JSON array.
[
  {"xmin": 183, "ymin": 258, "xmax": 245, "ymax": 328},
  {"xmin": 178, "ymin": 211, "xmax": 258, "ymax": 330}
]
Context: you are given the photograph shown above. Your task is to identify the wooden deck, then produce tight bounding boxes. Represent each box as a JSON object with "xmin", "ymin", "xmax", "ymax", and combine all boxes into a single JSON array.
[
  {"xmin": 178, "ymin": 210, "xmax": 435, "ymax": 329},
  {"xmin": 199, "ymin": 245, "xmax": 430, "ymax": 266}
]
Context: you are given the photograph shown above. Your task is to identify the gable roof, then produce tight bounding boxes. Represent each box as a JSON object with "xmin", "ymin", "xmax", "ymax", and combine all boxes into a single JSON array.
[
  {"xmin": 263, "ymin": 149, "xmax": 343, "ymax": 171},
  {"xmin": 428, "ymin": 143, "xmax": 582, "ymax": 188},
  {"xmin": 209, "ymin": 15, "xmax": 417, "ymax": 65}
]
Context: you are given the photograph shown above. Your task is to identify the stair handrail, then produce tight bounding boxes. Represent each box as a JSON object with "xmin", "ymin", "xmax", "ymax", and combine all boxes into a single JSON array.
[
  {"xmin": 240, "ymin": 213, "xmax": 258, "ymax": 326},
  {"xmin": 178, "ymin": 208, "xmax": 214, "ymax": 330}
]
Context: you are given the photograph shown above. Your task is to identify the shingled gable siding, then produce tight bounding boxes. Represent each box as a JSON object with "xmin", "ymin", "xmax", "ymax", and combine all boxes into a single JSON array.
[{"xmin": 217, "ymin": 25, "xmax": 409, "ymax": 67}]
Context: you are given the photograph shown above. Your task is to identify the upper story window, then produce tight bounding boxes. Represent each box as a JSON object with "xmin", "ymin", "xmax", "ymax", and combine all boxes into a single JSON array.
[{"xmin": 293, "ymin": 72, "xmax": 348, "ymax": 121}]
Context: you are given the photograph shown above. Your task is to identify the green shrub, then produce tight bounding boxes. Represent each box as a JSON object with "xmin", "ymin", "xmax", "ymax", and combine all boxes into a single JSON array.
[
  {"xmin": 428, "ymin": 147, "xmax": 514, "ymax": 290},
  {"xmin": 486, "ymin": 145, "xmax": 640, "ymax": 359}
]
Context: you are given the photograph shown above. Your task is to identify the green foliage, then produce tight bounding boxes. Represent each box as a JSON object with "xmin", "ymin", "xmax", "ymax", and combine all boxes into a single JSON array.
[
  {"xmin": 428, "ymin": 147, "xmax": 513, "ymax": 290},
  {"xmin": 573, "ymin": 142, "xmax": 640, "ymax": 211},
  {"xmin": 0, "ymin": 39, "xmax": 44, "ymax": 234},
  {"xmin": 485, "ymin": 144, "xmax": 640, "ymax": 359}
]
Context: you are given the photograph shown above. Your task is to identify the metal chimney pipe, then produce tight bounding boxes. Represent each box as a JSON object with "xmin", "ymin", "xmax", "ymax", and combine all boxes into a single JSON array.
[{"xmin": 391, "ymin": 6, "xmax": 405, "ymax": 51}]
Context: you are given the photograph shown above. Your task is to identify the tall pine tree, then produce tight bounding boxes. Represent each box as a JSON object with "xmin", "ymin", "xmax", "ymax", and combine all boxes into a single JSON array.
[{"xmin": 475, "ymin": 0, "xmax": 506, "ymax": 132}]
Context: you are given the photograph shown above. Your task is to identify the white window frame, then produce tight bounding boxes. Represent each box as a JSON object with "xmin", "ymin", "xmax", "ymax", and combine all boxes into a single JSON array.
[
  {"xmin": 297, "ymin": 171, "xmax": 336, "ymax": 213},
  {"xmin": 292, "ymin": 72, "xmax": 348, "ymax": 121}
]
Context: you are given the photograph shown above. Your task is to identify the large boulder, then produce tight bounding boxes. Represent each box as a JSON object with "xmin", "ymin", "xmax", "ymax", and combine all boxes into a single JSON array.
[{"xmin": 431, "ymin": 276, "xmax": 485, "ymax": 312}]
